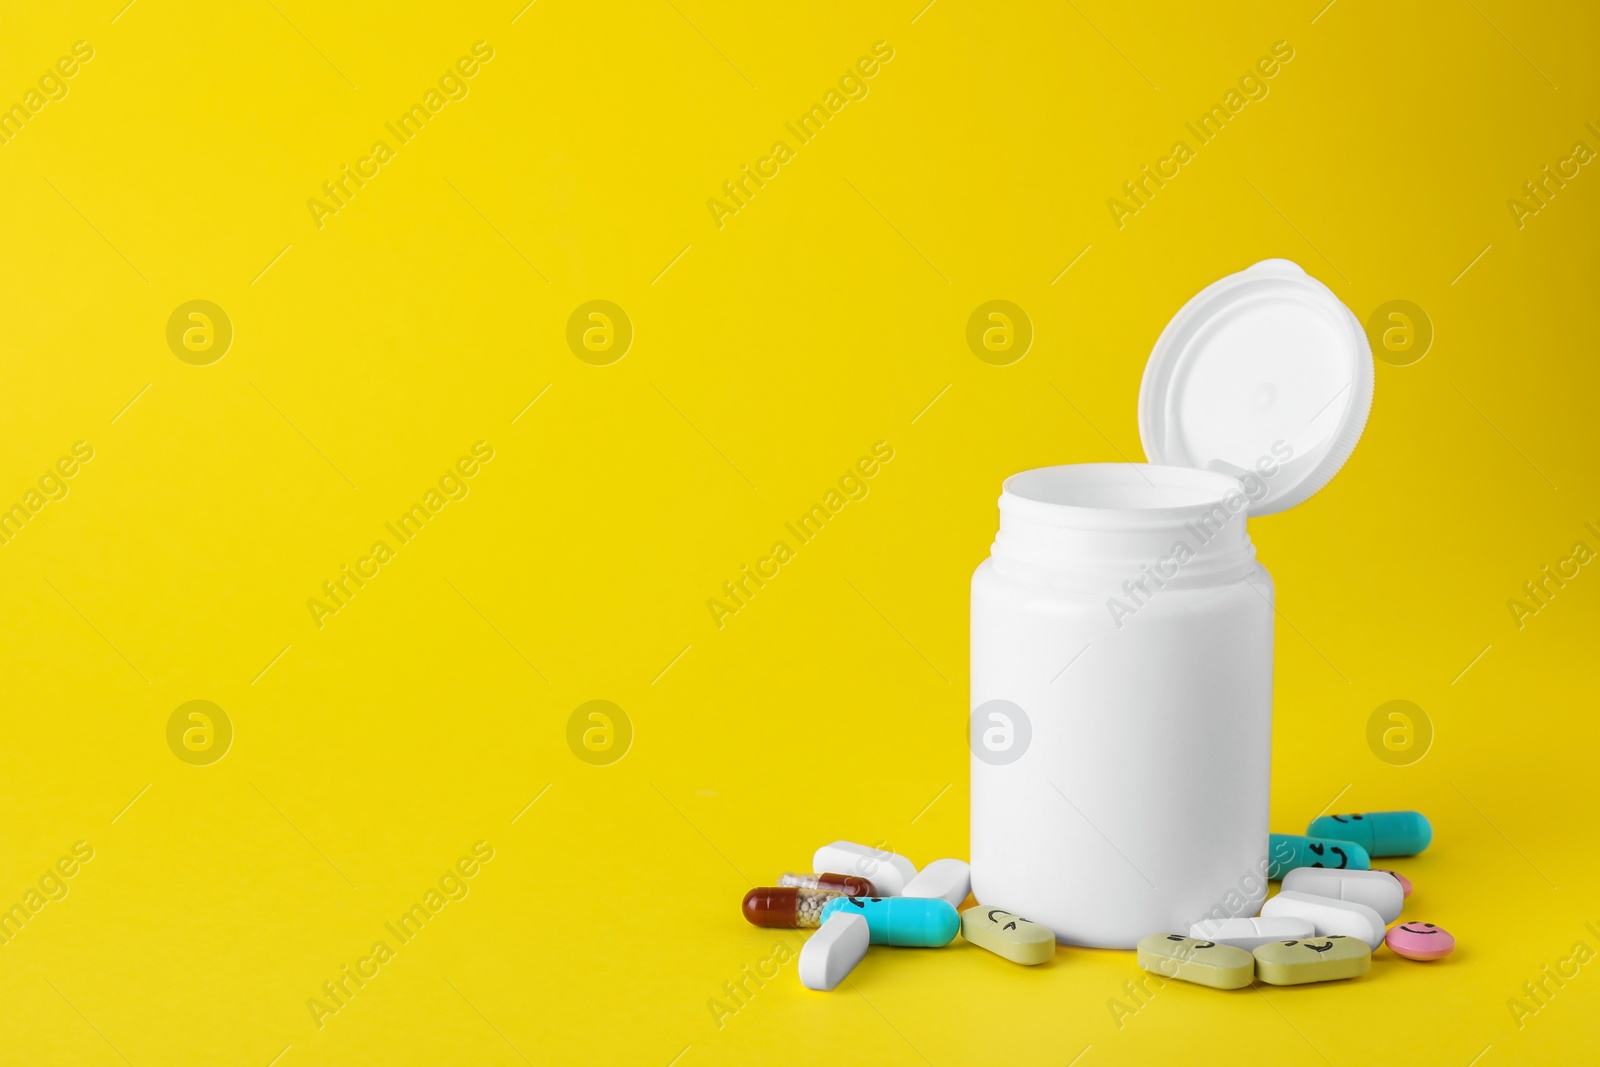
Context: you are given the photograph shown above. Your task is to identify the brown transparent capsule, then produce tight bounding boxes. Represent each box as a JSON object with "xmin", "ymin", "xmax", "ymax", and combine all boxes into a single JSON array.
[
  {"xmin": 778, "ymin": 872, "xmax": 877, "ymax": 896},
  {"xmin": 741, "ymin": 887, "xmax": 841, "ymax": 928}
]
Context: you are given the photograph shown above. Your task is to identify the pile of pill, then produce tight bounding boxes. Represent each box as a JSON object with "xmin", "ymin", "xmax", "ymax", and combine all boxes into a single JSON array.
[
  {"xmin": 744, "ymin": 809, "xmax": 1452, "ymax": 992},
  {"xmin": 1140, "ymin": 809, "xmax": 1455, "ymax": 989},
  {"xmin": 740, "ymin": 840, "xmax": 1055, "ymax": 990}
]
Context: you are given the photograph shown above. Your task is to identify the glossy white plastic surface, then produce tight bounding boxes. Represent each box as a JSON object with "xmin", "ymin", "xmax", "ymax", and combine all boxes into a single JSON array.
[
  {"xmin": 1189, "ymin": 915, "xmax": 1315, "ymax": 951},
  {"xmin": 812, "ymin": 841, "xmax": 918, "ymax": 897},
  {"xmin": 1282, "ymin": 867, "xmax": 1404, "ymax": 924},
  {"xmin": 970, "ymin": 262, "xmax": 1370, "ymax": 949},
  {"xmin": 971, "ymin": 464, "xmax": 1274, "ymax": 948},
  {"xmin": 799, "ymin": 912, "xmax": 869, "ymax": 991},
  {"xmin": 1261, "ymin": 890, "xmax": 1386, "ymax": 949},
  {"xmin": 966, "ymin": 260, "xmax": 1369, "ymax": 953},
  {"xmin": 1139, "ymin": 259, "xmax": 1373, "ymax": 516},
  {"xmin": 902, "ymin": 859, "xmax": 971, "ymax": 907}
]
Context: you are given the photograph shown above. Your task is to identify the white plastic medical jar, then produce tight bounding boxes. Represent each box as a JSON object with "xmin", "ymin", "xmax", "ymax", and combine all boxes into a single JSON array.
[
  {"xmin": 969, "ymin": 463, "xmax": 1274, "ymax": 948},
  {"xmin": 966, "ymin": 259, "xmax": 1374, "ymax": 949}
]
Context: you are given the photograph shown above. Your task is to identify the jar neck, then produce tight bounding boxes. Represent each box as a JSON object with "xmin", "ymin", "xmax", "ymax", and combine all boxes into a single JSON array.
[{"xmin": 990, "ymin": 466, "xmax": 1258, "ymax": 588}]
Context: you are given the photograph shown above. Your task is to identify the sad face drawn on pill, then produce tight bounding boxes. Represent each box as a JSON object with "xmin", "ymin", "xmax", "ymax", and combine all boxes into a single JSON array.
[
  {"xmin": 842, "ymin": 897, "xmax": 883, "ymax": 909},
  {"xmin": 1398, "ymin": 923, "xmax": 1441, "ymax": 935},
  {"xmin": 1328, "ymin": 814, "xmax": 1366, "ymax": 824},
  {"xmin": 985, "ymin": 909, "xmax": 1036, "ymax": 932},
  {"xmin": 1307, "ymin": 842, "xmax": 1351, "ymax": 868}
]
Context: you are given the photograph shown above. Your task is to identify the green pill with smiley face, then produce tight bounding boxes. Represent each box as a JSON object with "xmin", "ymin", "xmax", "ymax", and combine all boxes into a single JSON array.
[
  {"xmin": 960, "ymin": 905, "xmax": 1056, "ymax": 965},
  {"xmin": 1268, "ymin": 833, "xmax": 1371, "ymax": 878},
  {"xmin": 1253, "ymin": 935, "xmax": 1372, "ymax": 985},
  {"xmin": 1308, "ymin": 811, "xmax": 1433, "ymax": 858},
  {"xmin": 819, "ymin": 895, "xmax": 959, "ymax": 947},
  {"xmin": 1136, "ymin": 934, "xmax": 1254, "ymax": 989}
]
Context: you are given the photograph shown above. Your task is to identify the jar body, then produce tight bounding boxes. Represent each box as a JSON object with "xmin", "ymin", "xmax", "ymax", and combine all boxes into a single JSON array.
[{"xmin": 969, "ymin": 465, "xmax": 1275, "ymax": 948}]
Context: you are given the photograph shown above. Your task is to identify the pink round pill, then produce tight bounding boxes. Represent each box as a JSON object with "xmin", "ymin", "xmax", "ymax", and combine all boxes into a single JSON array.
[
  {"xmin": 1386, "ymin": 922, "xmax": 1454, "ymax": 960},
  {"xmin": 1374, "ymin": 869, "xmax": 1412, "ymax": 898}
]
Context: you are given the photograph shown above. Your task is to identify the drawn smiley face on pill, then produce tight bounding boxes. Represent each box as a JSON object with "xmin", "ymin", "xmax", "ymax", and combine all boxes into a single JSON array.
[
  {"xmin": 1307, "ymin": 842, "xmax": 1352, "ymax": 868},
  {"xmin": 986, "ymin": 909, "xmax": 1036, "ymax": 932},
  {"xmin": 842, "ymin": 897, "xmax": 883, "ymax": 909},
  {"xmin": 1328, "ymin": 814, "xmax": 1366, "ymax": 824},
  {"xmin": 1386, "ymin": 921, "xmax": 1454, "ymax": 960}
]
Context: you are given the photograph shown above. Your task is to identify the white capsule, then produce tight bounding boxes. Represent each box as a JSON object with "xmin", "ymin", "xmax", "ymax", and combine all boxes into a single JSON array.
[
  {"xmin": 812, "ymin": 841, "xmax": 918, "ymax": 896},
  {"xmin": 903, "ymin": 858, "xmax": 971, "ymax": 907},
  {"xmin": 1281, "ymin": 867, "xmax": 1404, "ymax": 924},
  {"xmin": 1260, "ymin": 891, "xmax": 1386, "ymax": 950},
  {"xmin": 1188, "ymin": 916, "xmax": 1316, "ymax": 951},
  {"xmin": 800, "ymin": 912, "xmax": 869, "ymax": 991}
]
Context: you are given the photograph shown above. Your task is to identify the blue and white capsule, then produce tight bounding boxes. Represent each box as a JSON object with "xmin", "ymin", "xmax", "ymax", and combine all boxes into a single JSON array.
[
  {"xmin": 1308, "ymin": 811, "xmax": 1432, "ymax": 857},
  {"xmin": 819, "ymin": 895, "xmax": 959, "ymax": 947},
  {"xmin": 1268, "ymin": 833, "xmax": 1371, "ymax": 879}
]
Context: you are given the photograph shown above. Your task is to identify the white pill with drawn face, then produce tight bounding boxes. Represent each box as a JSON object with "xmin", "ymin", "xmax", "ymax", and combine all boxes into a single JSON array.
[
  {"xmin": 903, "ymin": 859, "xmax": 970, "ymax": 907},
  {"xmin": 813, "ymin": 841, "xmax": 918, "ymax": 896},
  {"xmin": 800, "ymin": 912, "xmax": 869, "ymax": 991},
  {"xmin": 1188, "ymin": 916, "xmax": 1315, "ymax": 951},
  {"xmin": 1282, "ymin": 867, "xmax": 1404, "ymax": 924},
  {"xmin": 1261, "ymin": 891, "xmax": 1385, "ymax": 949}
]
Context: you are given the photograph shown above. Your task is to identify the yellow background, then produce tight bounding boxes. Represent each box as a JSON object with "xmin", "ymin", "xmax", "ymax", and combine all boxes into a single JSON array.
[{"xmin": 2, "ymin": 0, "xmax": 1597, "ymax": 1063}]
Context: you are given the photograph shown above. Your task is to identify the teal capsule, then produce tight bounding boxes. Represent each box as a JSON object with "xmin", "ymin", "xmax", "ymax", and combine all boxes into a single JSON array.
[
  {"xmin": 819, "ymin": 895, "xmax": 959, "ymax": 947},
  {"xmin": 1268, "ymin": 833, "xmax": 1371, "ymax": 879},
  {"xmin": 1308, "ymin": 812, "xmax": 1432, "ymax": 857}
]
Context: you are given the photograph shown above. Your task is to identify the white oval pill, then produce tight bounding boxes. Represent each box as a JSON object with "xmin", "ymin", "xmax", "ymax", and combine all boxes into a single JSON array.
[
  {"xmin": 800, "ymin": 912, "xmax": 869, "ymax": 991},
  {"xmin": 1188, "ymin": 916, "xmax": 1315, "ymax": 951},
  {"xmin": 813, "ymin": 841, "xmax": 918, "ymax": 896},
  {"xmin": 903, "ymin": 858, "xmax": 970, "ymax": 907},
  {"xmin": 1260, "ymin": 890, "xmax": 1385, "ymax": 949},
  {"xmin": 1281, "ymin": 867, "xmax": 1404, "ymax": 924}
]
